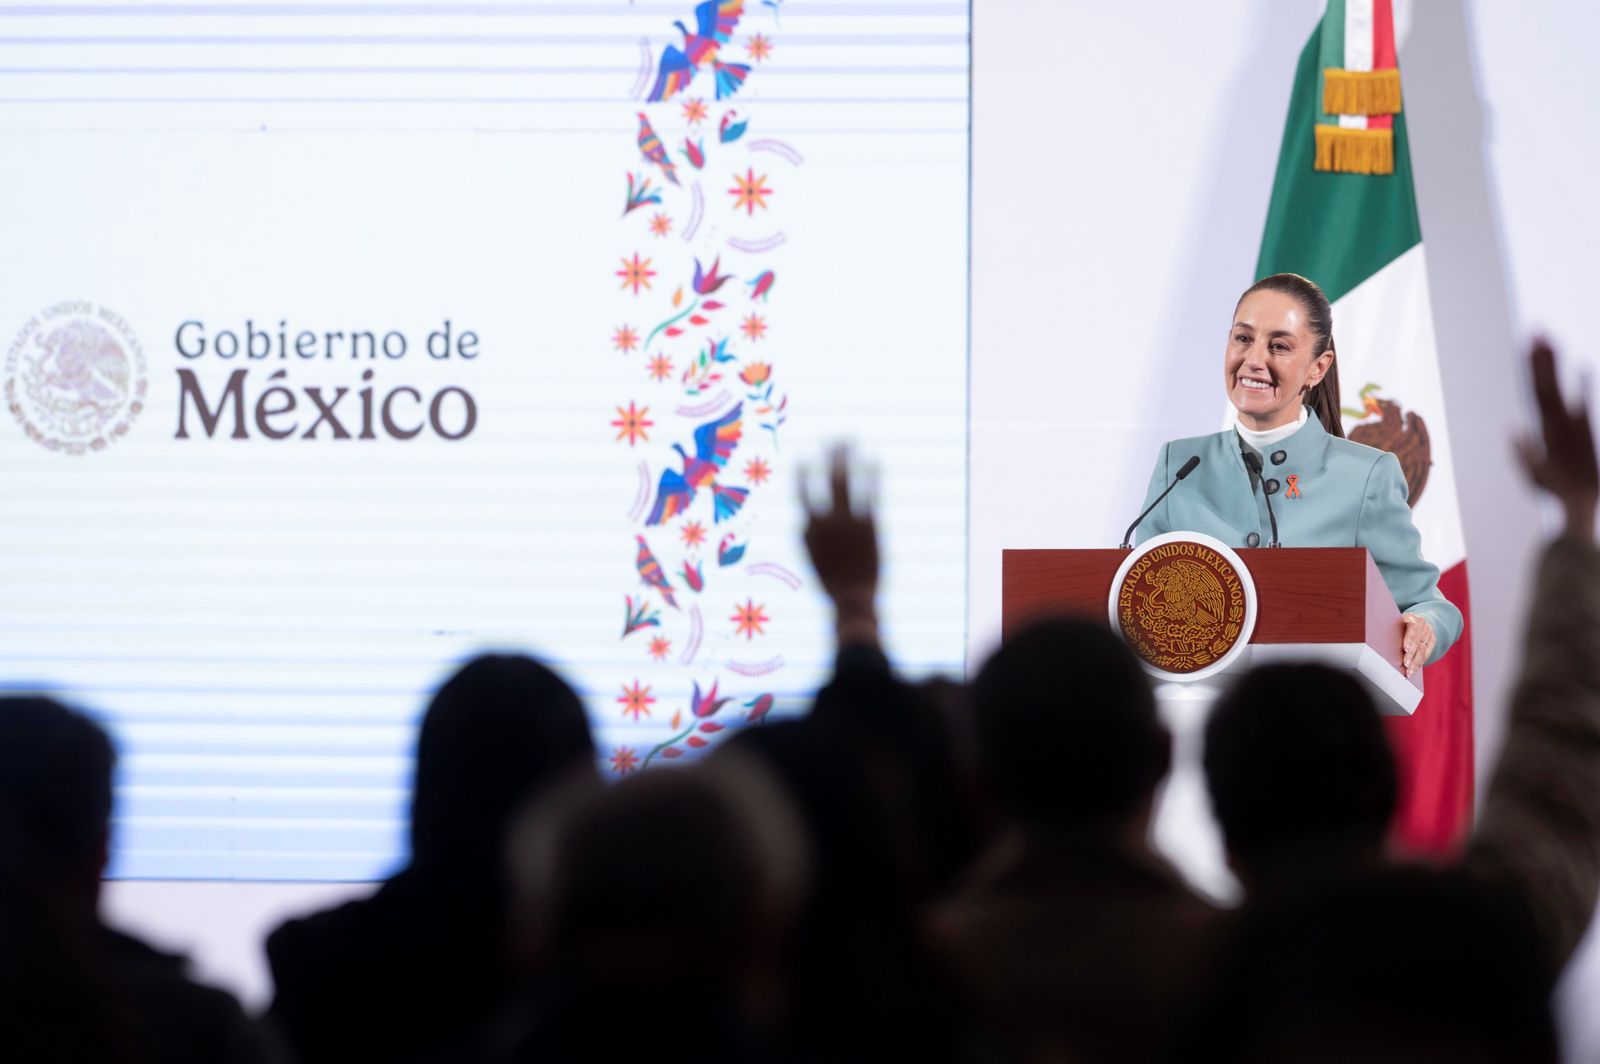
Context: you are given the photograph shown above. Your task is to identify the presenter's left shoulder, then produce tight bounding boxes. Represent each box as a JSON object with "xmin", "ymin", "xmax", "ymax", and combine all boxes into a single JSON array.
[{"xmin": 1325, "ymin": 434, "xmax": 1395, "ymax": 476}]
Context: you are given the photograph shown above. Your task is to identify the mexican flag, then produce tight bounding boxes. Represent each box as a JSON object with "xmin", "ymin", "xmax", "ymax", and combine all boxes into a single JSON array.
[{"xmin": 1259, "ymin": 0, "xmax": 1473, "ymax": 853}]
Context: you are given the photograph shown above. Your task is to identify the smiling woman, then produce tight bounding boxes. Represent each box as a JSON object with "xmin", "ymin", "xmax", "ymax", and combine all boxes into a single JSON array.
[
  {"xmin": 1135, "ymin": 273, "xmax": 1461, "ymax": 677},
  {"xmin": 1226, "ymin": 274, "xmax": 1342, "ymax": 437}
]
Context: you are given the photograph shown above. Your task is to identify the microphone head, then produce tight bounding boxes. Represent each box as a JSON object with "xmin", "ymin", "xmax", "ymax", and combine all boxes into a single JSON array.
[
  {"xmin": 1176, "ymin": 455, "xmax": 1202, "ymax": 479},
  {"xmin": 1241, "ymin": 451, "xmax": 1262, "ymax": 474}
]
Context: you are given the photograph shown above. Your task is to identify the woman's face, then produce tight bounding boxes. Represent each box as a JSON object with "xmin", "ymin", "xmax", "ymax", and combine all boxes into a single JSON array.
[{"xmin": 1225, "ymin": 289, "xmax": 1333, "ymax": 431}]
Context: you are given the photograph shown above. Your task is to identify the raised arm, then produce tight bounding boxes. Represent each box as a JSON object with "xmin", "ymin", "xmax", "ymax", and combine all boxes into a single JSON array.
[
  {"xmin": 1467, "ymin": 338, "xmax": 1600, "ymax": 970},
  {"xmin": 800, "ymin": 444, "xmax": 882, "ymax": 658}
]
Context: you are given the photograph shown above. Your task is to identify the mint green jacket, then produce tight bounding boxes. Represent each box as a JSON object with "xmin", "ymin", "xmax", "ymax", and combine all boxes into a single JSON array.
[{"xmin": 1137, "ymin": 415, "xmax": 1462, "ymax": 664}]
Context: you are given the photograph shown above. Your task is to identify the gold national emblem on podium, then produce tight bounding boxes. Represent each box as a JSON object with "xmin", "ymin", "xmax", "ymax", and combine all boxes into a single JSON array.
[{"xmin": 1108, "ymin": 532, "xmax": 1259, "ymax": 682}]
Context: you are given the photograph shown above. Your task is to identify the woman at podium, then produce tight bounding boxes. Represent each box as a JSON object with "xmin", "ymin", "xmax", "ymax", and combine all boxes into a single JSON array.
[{"xmin": 1136, "ymin": 273, "xmax": 1461, "ymax": 677}]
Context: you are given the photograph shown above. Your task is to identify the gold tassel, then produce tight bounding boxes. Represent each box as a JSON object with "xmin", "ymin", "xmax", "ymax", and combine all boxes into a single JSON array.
[
  {"xmin": 1322, "ymin": 67, "xmax": 1403, "ymax": 116},
  {"xmin": 1314, "ymin": 125, "xmax": 1394, "ymax": 175}
]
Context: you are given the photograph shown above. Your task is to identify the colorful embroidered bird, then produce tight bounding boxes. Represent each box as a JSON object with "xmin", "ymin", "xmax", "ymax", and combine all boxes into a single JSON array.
[
  {"xmin": 680, "ymin": 559, "xmax": 705, "ymax": 592},
  {"xmin": 747, "ymin": 270, "xmax": 775, "ymax": 301},
  {"xmin": 691, "ymin": 679, "xmax": 732, "ymax": 718},
  {"xmin": 719, "ymin": 110, "xmax": 749, "ymax": 143},
  {"xmin": 646, "ymin": 0, "xmax": 751, "ymax": 103},
  {"xmin": 635, "ymin": 534, "xmax": 679, "ymax": 609},
  {"xmin": 682, "ymin": 136, "xmax": 706, "ymax": 169},
  {"xmin": 717, "ymin": 534, "xmax": 747, "ymax": 567},
  {"xmin": 624, "ymin": 171, "xmax": 662, "ymax": 215},
  {"xmin": 692, "ymin": 256, "xmax": 733, "ymax": 295},
  {"xmin": 636, "ymin": 113, "xmax": 680, "ymax": 186},
  {"xmin": 645, "ymin": 403, "xmax": 750, "ymax": 526},
  {"xmin": 744, "ymin": 693, "xmax": 774, "ymax": 723}
]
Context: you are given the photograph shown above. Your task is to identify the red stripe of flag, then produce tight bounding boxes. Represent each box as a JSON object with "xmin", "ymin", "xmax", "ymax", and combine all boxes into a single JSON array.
[
  {"xmin": 1369, "ymin": 0, "xmax": 1397, "ymax": 131},
  {"xmin": 1383, "ymin": 559, "xmax": 1474, "ymax": 855}
]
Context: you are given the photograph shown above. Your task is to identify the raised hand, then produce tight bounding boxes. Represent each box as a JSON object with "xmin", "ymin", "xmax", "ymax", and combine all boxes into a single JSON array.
[
  {"xmin": 799, "ymin": 444, "xmax": 879, "ymax": 645},
  {"xmin": 1515, "ymin": 338, "xmax": 1599, "ymax": 540}
]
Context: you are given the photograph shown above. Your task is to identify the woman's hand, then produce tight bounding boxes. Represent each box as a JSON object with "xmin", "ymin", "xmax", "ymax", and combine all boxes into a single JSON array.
[{"xmin": 1401, "ymin": 612, "xmax": 1436, "ymax": 676}]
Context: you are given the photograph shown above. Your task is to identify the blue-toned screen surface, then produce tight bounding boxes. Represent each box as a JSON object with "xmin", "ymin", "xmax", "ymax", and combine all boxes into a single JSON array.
[{"xmin": 0, "ymin": 0, "xmax": 969, "ymax": 880}]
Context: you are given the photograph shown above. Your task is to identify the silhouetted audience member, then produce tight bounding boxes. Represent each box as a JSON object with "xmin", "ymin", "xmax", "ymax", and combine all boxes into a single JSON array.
[
  {"xmin": 720, "ymin": 719, "xmax": 983, "ymax": 1062},
  {"xmin": 0, "ymin": 696, "xmax": 267, "ymax": 1064},
  {"xmin": 701, "ymin": 446, "xmax": 985, "ymax": 1062},
  {"xmin": 1196, "ymin": 864, "xmax": 1559, "ymax": 1064},
  {"xmin": 475, "ymin": 756, "xmax": 807, "ymax": 1063},
  {"xmin": 933, "ymin": 618, "xmax": 1217, "ymax": 1063},
  {"xmin": 798, "ymin": 446, "xmax": 984, "ymax": 893},
  {"xmin": 1204, "ymin": 664, "xmax": 1397, "ymax": 894},
  {"xmin": 266, "ymin": 654, "xmax": 594, "ymax": 1064}
]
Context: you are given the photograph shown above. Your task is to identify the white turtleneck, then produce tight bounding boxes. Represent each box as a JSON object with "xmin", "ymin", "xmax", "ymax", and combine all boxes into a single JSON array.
[{"xmin": 1235, "ymin": 404, "xmax": 1309, "ymax": 453}]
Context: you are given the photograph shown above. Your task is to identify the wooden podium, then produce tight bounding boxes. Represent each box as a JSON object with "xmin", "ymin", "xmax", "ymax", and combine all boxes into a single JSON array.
[{"xmin": 1002, "ymin": 547, "xmax": 1422, "ymax": 715}]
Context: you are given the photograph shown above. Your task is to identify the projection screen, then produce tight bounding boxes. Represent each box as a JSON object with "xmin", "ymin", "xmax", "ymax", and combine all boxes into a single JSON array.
[{"xmin": 0, "ymin": 0, "xmax": 970, "ymax": 881}]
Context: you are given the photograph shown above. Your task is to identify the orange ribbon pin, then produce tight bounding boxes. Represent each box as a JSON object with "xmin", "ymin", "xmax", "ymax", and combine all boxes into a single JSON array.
[{"xmin": 1285, "ymin": 474, "xmax": 1301, "ymax": 499}]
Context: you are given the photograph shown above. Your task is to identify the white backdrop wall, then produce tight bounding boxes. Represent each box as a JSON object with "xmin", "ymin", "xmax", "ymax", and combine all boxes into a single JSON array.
[{"xmin": 971, "ymin": 0, "xmax": 1600, "ymax": 1058}]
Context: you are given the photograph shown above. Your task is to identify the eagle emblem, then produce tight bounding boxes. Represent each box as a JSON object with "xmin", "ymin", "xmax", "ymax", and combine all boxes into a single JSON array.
[{"xmin": 1345, "ymin": 382, "xmax": 1432, "ymax": 506}]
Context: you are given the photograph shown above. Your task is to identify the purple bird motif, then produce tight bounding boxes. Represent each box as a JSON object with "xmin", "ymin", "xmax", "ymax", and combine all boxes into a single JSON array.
[
  {"xmin": 635, "ymin": 534, "xmax": 679, "ymax": 609},
  {"xmin": 747, "ymin": 270, "xmax": 776, "ymax": 301},
  {"xmin": 645, "ymin": 403, "xmax": 750, "ymax": 526},
  {"xmin": 646, "ymin": 0, "xmax": 751, "ymax": 103},
  {"xmin": 636, "ymin": 113, "xmax": 680, "ymax": 187},
  {"xmin": 717, "ymin": 534, "xmax": 747, "ymax": 567}
]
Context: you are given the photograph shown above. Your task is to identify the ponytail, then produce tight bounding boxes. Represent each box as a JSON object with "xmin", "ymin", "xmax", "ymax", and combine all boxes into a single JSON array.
[{"xmin": 1307, "ymin": 345, "xmax": 1345, "ymax": 439}]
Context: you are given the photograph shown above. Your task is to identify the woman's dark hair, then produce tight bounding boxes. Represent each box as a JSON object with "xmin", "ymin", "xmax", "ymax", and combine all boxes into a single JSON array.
[
  {"xmin": 1237, "ymin": 273, "xmax": 1345, "ymax": 438},
  {"xmin": 410, "ymin": 654, "xmax": 593, "ymax": 864}
]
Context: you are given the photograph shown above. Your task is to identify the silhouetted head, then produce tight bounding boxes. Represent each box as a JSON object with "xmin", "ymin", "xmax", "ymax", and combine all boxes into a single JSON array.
[
  {"xmin": 973, "ymin": 618, "xmax": 1167, "ymax": 833},
  {"xmin": 0, "ymin": 697, "xmax": 115, "ymax": 902},
  {"xmin": 723, "ymin": 718, "xmax": 908, "ymax": 919},
  {"xmin": 807, "ymin": 666, "xmax": 980, "ymax": 898},
  {"xmin": 410, "ymin": 655, "xmax": 593, "ymax": 865},
  {"xmin": 1196, "ymin": 865, "xmax": 1556, "ymax": 1063},
  {"xmin": 509, "ymin": 756, "xmax": 806, "ymax": 1006},
  {"xmin": 1203, "ymin": 664, "xmax": 1395, "ymax": 891}
]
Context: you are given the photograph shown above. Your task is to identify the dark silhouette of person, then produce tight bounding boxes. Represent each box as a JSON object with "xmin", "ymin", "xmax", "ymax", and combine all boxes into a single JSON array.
[
  {"xmin": 1194, "ymin": 863, "xmax": 1558, "ymax": 1064},
  {"xmin": 709, "ymin": 446, "xmax": 985, "ymax": 1062},
  {"xmin": 470, "ymin": 756, "xmax": 808, "ymax": 1063},
  {"xmin": 718, "ymin": 717, "xmax": 984, "ymax": 1063},
  {"xmin": 266, "ymin": 654, "xmax": 594, "ymax": 1064},
  {"xmin": 1203, "ymin": 663, "xmax": 1397, "ymax": 895},
  {"xmin": 933, "ymin": 618, "xmax": 1217, "ymax": 1063},
  {"xmin": 0, "ymin": 696, "xmax": 268, "ymax": 1064},
  {"xmin": 795, "ymin": 445, "xmax": 984, "ymax": 898}
]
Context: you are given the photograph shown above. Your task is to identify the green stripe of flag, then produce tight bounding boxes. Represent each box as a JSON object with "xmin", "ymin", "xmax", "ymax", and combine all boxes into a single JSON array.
[
  {"xmin": 1316, "ymin": 0, "xmax": 1346, "ymax": 127},
  {"xmin": 1256, "ymin": 20, "xmax": 1421, "ymax": 304}
]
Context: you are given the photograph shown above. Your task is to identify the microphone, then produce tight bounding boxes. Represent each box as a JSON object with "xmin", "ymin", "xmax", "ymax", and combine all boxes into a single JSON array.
[
  {"xmin": 1242, "ymin": 451, "xmax": 1280, "ymax": 548},
  {"xmin": 1120, "ymin": 455, "xmax": 1201, "ymax": 549}
]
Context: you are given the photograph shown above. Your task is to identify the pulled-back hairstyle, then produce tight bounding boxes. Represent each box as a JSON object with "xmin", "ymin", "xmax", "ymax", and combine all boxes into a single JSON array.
[{"xmin": 1237, "ymin": 273, "xmax": 1345, "ymax": 438}]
